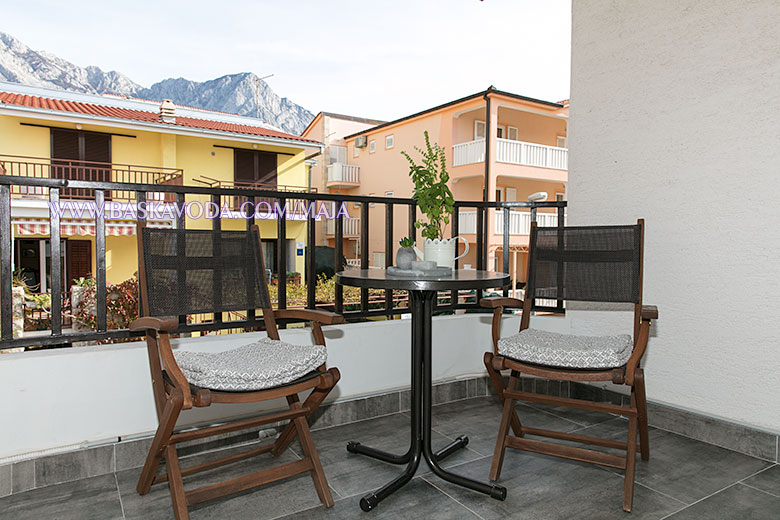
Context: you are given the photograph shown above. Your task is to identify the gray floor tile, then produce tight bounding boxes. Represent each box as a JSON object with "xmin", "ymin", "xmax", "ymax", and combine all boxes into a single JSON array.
[
  {"xmin": 0, "ymin": 474, "xmax": 123, "ymax": 520},
  {"xmin": 429, "ymin": 451, "xmax": 684, "ymax": 519},
  {"xmin": 742, "ymin": 464, "xmax": 780, "ymax": 498},
  {"xmin": 577, "ymin": 421, "xmax": 773, "ymax": 504},
  {"xmin": 117, "ymin": 441, "xmax": 327, "ymax": 520},
  {"xmin": 429, "ymin": 396, "xmax": 586, "ymax": 457},
  {"xmin": 666, "ymin": 483, "xmax": 780, "ymax": 519},
  {"xmin": 274, "ymin": 478, "xmax": 482, "ymax": 519},
  {"xmin": 523, "ymin": 400, "xmax": 621, "ymax": 427},
  {"xmin": 291, "ymin": 413, "xmax": 481, "ymax": 499}
]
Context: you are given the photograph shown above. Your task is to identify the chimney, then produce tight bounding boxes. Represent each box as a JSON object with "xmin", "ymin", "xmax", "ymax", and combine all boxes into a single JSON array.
[{"xmin": 159, "ymin": 99, "xmax": 176, "ymax": 123}]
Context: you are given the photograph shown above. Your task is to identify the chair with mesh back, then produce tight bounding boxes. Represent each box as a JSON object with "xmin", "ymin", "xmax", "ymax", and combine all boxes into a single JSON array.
[
  {"xmin": 130, "ymin": 224, "xmax": 342, "ymax": 520},
  {"xmin": 482, "ymin": 220, "xmax": 657, "ymax": 512}
]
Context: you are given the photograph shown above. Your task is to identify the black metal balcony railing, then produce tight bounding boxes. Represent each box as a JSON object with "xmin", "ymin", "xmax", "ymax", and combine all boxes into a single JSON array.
[{"xmin": 0, "ymin": 175, "xmax": 566, "ymax": 352}]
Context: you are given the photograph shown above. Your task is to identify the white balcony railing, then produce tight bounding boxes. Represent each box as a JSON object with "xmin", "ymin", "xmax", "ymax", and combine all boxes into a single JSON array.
[
  {"xmin": 326, "ymin": 163, "xmax": 360, "ymax": 184},
  {"xmin": 452, "ymin": 139, "xmax": 568, "ymax": 170},
  {"xmin": 496, "ymin": 139, "xmax": 568, "ymax": 170},
  {"xmin": 457, "ymin": 210, "xmax": 565, "ymax": 235},
  {"xmin": 326, "ymin": 217, "xmax": 360, "ymax": 236},
  {"xmin": 452, "ymin": 139, "xmax": 485, "ymax": 166}
]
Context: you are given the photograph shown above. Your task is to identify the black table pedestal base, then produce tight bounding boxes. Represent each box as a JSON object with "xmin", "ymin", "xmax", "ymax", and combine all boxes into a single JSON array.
[{"xmin": 347, "ymin": 291, "xmax": 507, "ymax": 512}]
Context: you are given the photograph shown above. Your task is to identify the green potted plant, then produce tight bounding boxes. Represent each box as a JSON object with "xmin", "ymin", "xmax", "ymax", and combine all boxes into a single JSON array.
[
  {"xmin": 402, "ymin": 131, "xmax": 468, "ymax": 268},
  {"xmin": 396, "ymin": 237, "xmax": 416, "ymax": 269}
]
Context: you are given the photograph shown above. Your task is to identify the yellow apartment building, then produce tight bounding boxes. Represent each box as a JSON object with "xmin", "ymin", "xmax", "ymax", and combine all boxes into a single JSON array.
[
  {"xmin": 0, "ymin": 81, "xmax": 322, "ymax": 292},
  {"xmin": 303, "ymin": 87, "xmax": 568, "ymax": 289}
]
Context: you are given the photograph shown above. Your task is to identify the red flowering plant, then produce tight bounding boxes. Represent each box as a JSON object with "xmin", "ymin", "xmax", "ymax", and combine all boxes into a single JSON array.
[{"xmin": 74, "ymin": 274, "xmax": 140, "ymax": 338}]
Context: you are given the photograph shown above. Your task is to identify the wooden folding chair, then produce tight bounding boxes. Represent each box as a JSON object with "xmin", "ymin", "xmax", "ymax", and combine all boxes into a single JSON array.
[
  {"xmin": 130, "ymin": 224, "xmax": 342, "ymax": 520},
  {"xmin": 483, "ymin": 220, "xmax": 657, "ymax": 512}
]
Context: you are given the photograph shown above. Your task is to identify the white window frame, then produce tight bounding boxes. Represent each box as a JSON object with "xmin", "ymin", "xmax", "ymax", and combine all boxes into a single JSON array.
[
  {"xmin": 555, "ymin": 192, "xmax": 566, "ymax": 202},
  {"xmin": 385, "ymin": 135, "xmax": 394, "ymax": 149},
  {"xmin": 497, "ymin": 124, "xmax": 506, "ymax": 139},
  {"xmin": 556, "ymin": 135, "xmax": 567, "ymax": 148},
  {"xmin": 495, "ymin": 187, "xmax": 504, "ymax": 202},
  {"xmin": 505, "ymin": 187, "xmax": 517, "ymax": 202},
  {"xmin": 353, "ymin": 144, "xmax": 359, "ymax": 158},
  {"xmin": 369, "ymin": 140, "xmax": 376, "ymax": 153},
  {"xmin": 474, "ymin": 120, "xmax": 486, "ymax": 140},
  {"xmin": 507, "ymin": 126, "xmax": 519, "ymax": 141}
]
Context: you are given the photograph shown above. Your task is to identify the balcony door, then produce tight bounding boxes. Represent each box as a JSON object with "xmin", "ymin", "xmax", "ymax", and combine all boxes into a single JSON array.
[
  {"xmin": 234, "ymin": 149, "xmax": 277, "ymax": 188},
  {"xmin": 51, "ymin": 128, "xmax": 111, "ymax": 199}
]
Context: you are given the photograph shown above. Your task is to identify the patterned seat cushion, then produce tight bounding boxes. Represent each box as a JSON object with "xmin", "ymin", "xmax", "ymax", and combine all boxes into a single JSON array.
[
  {"xmin": 498, "ymin": 328, "xmax": 633, "ymax": 369},
  {"xmin": 174, "ymin": 337, "xmax": 327, "ymax": 391}
]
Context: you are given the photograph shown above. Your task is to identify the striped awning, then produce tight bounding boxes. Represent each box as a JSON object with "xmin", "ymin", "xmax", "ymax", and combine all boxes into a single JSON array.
[{"xmin": 13, "ymin": 218, "xmax": 174, "ymax": 236}]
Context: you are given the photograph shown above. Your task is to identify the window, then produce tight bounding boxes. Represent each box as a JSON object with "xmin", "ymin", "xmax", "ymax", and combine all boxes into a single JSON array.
[
  {"xmin": 369, "ymin": 140, "xmax": 376, "ymax": 153},
  {"xmin": 235, "ymin": 149, "xmax": 277, "ymax": 187},
  {"xmin": 507, "ymin": 126, "xmax": 519, "ymax": 141},
  {"xmin": 328, "ymin": 145, "xmax": 347, "ymax": 165},
  {"xmin": 495, "ymin": 187, "xmax": 504, "ymax": 202},
  {"xmin": 497, "ymin": 125, "xmax": 506, "ymax": 139},
  {"xmin": 556, "ymin": 136, "xmax": 567, "ymax": 148},
  {"xmin": 51, "ymin": 128, "xmax": 111, "ymax": 199},
  {"xmin": 505, "ymin": 187, "xmax": 517, "ymax": 201},
  {"xmin": 385, "ymin": 135, "xmax": 394, "ymax": 149},
  {"xmin": 353, "ymin": 144, "xmax": 359, "ymax": 158},
  {"xmin": 373, "ymin": 252, "xmax": 386, "ymax": 268},
  {"xmin": 474, "ymin": 120, "xmax": 486, "ymax": 140},
  {"xmin": 556, "ymin": 192, "xmax": 566, "ymax": 202}
]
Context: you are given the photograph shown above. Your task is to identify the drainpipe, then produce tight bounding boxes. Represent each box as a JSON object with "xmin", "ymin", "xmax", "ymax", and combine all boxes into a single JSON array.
[
  {"xmin": 482, "ymin": 86, "xmax": 496, "ymax": 270},
  {"xmin": 482, "ymin": 87, "xmax": 493, "ymax": 203}
]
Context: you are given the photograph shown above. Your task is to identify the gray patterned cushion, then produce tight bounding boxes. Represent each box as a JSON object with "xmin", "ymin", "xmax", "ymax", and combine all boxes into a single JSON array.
[
  {"xmin": 174, "ymin": 338, "xmax": 326, "ymax": 391},
  {"xmin": 498, "ymin": 328, "xmax": 633, "ymax": 369}
]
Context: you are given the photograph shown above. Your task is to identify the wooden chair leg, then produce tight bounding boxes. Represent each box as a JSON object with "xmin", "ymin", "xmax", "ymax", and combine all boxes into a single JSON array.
[
  {"xmin": 634, "ymin": 369, "xmax": 650, "ymax": 461},
  {"xmin": 165, "ymin": 444, "xmax": 190, "ymax": 520},
  {"xmin": 137, "ymin": 389, "xmax": 184, "ymax": 495},
  {"xmin": 623, "ymin": 398, "xmax": 639, "ymax": 512},
  {"xmin": 272, "ymin": 368, "xmax": 340, "ymax": 457},
  {"xmin": 484, "ymin": 352, "xmax": 524, "ymax": 437},
  {"xmin": 490, "ymin": 375, "xmax": 519, "ymax": 481},
  {"xmin": 288, "ymin": 395, "xmax": 334, "ymax": 507}
]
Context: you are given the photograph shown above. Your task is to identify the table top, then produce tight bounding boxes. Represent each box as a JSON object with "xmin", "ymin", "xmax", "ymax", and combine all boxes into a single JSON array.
[{"xmin": 336, "ymin": 269, "xmax": 510, "ymax": 291}]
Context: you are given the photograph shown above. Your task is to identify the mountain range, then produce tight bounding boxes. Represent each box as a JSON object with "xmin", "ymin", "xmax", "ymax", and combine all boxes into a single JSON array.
[{"xmin": 0, "ymin": 32, "xmax": 314, "ymax": 135}]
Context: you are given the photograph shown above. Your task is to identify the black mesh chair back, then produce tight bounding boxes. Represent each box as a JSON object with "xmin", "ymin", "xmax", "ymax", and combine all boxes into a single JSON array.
[
  {"xmin": 527, "ymin": 223, "xmax": 642, "ymax": 305},
  {"xmin": 139, "ymin": 226, "xmax": 271, "ymax": 317}
]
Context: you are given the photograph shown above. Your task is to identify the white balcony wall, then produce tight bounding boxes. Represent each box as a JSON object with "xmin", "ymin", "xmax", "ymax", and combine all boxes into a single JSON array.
[
  {"xmin": 326, "ymin": 163, "xmax": 359, "ymax": 184},
  {"xmin": 0, "ymin": 313, "xmax": 571, "ymax": 459}
]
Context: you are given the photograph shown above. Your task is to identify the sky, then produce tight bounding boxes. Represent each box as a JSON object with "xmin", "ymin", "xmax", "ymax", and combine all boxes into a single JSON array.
[{"xmin": 1, "ymin": 0, "xmax": 571, "ymax": 121}]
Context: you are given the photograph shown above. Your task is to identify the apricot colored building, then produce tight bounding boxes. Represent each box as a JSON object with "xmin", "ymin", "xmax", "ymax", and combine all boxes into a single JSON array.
[{"xmin": 303, "ymin": 87, "xmax": 568, "ymax": 289}]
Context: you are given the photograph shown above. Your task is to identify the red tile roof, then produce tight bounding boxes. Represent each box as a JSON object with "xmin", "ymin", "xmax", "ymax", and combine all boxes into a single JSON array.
[{"xmin": 0, "ymin": 92, "xmax": 320, "ymax": 144}]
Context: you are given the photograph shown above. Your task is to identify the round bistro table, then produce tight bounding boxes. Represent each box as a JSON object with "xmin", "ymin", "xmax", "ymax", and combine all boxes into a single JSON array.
[{"xmin": 335, "ymin": 269, "xmax": 510, "ymax": 511}]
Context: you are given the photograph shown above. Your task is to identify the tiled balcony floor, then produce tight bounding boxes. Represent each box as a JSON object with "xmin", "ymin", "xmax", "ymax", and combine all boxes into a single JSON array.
[{"xmin": 1, "ymin": 396, "xmax": 778, "ymax": 519}]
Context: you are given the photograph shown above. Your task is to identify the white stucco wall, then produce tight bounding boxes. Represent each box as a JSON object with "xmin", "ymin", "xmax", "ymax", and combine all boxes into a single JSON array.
[{"xmin": 569, "ymin": 0, "xmax": 780, "ymax": 431}]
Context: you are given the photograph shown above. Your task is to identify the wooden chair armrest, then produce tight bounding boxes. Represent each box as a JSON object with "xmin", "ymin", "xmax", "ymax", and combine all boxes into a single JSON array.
[
  {"xmin": 641, "ymin": 305, "xmax": 658, "ymax": 321},
  {"xmin": 129, "ymin": 316, "xmax": 179, "ymax": 332},
  {"xmin": 479, "ymin": 297, "xmax": 524, "ymax": 309},
  {"xmin": 273, "ymin": 309, "xmax": 345, "ymax": 325}
]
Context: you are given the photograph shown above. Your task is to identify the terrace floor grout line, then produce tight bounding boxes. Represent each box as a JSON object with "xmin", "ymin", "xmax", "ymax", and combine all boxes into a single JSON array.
[
  {"xmin": 421, "ymin": 475, "xmax": 489, "ymax": 520},
  {"xmin": 113, "ymin": 472, "xmax": 126, "ymax": 520},
  {"xmin": 658, "ymin": 464, "xmax": 777, "ymax": 520},
  {"xmin": 644, "ymin": 422, "xmax": 777, "ymax": 463}
]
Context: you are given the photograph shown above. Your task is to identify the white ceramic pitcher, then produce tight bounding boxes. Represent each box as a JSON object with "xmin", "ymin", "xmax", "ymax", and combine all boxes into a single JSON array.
[{"xmin": 413, "ymin": 237, "xmax": 469, "ymax": 269}]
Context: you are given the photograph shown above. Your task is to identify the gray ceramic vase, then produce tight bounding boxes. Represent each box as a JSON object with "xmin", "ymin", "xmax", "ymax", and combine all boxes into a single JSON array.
[{"xmin": 395, "ymin": 247, "xmax": 417, "ymax": 270}]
